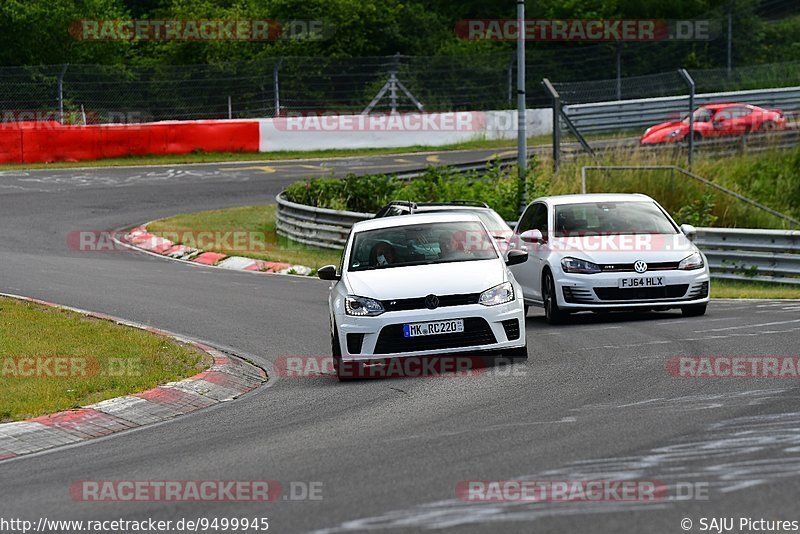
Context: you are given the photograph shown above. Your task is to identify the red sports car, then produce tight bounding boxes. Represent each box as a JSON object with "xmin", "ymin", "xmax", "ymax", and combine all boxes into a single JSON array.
[{"xmin": 640, "ymin": 103, "xmax": 786, "ymax": 144}]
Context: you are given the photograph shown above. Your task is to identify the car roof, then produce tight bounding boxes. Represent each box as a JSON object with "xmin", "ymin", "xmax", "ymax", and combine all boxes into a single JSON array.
[
  {"xmin": 530, "ymin": 193, "xmax": 655, "ymax": 206},
  {"xmin": 414, "ymin": 205, "xmax": 493, "ymax": 213},
  {"xmin": 353, "ymin": 212, "xmax": 482, "ymax": 232},
  {"xmin": 702, "ymin": 103, "xmax": 757, "ymax": 110}
]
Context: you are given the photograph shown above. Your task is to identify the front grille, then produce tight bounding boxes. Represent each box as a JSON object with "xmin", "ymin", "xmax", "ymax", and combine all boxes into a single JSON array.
[
  {"xmin": 347, "ymin": 333, "xmax": 364, "ymax": 354},
  {"xmin": 502, "ymin": 319, "xmax": 520, "ymax": 341},
  {"xmin": 594, "ymin": 284, "xmax": 689, "ymax": 301},
  {"xmin": 374, "ymin": 317, "xmax": 496, "ymax": 354},
  {"xmin": 563, "ymin": 286, "xmax": 594, "ymax": 303},
  {"xmin": 382, "ymin": 293, "xmax": 480, "ymax": 312},
  {"xmin": 600, "ymin": 262, "xmax": 680, "ymax": 273},
  {"xmin": 687, "ymin": 281, "xmax": 709, "ymax": 299}
]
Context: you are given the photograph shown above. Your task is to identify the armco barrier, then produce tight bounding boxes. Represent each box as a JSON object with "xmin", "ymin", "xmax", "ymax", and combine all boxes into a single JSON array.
[
  {"xmin": 694, "ymin": 228, "xmax": 800, "ymax": 285},
  {"xmin": 564, "ymin": 86, "xmax": 800, "ymax": 134},
  {"xmin": 278, "ymin": 193, "xmax": 800, "ymax": 285}
]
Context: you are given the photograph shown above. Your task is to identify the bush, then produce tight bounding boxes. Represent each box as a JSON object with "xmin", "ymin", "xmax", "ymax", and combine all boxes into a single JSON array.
[{"xmin": 282, "ymin": 157, "xmax": 546, "ymax": 221}]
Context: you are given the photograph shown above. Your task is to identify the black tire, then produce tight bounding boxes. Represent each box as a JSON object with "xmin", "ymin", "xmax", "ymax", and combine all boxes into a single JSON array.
[
  {"xmin": 507, "ymin": 343, "xmax": 528, "ymax": 360},
  {"xmin": 681, "ymin": 303, "xmax": 708, "ymax": 317},
  {"xmin": 331, "ymin": 325, "xmax": 349, "ymax": 381},
  {"xmin": 692, "ymin": 132, "xmax": 703, "ymax": 143},
  {"xmin": 543, "ymin": 271, "xmax": 569, "ymax": 325},
  {"xmin": 762, "ymin": 121, "xmax": 777, "ymax": 132}
]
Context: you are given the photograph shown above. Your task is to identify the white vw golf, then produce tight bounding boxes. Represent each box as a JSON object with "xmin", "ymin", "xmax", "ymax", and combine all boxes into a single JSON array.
[
  {"xmin": 507, "ymin": 193, "xmax": 711, "ymax": 324},
  {"xmin": 318, "ymin": 213, "xmax": 528, "ymax": 380}
]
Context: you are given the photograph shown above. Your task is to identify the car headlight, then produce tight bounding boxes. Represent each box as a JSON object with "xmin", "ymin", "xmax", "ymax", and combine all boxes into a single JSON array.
[
  {"xmin": 667, "ymin": 128, "xmax": 683, "ymax": 138},
  {"xmin": 678, "ymin": 252, "xmax": 704, "ymax": 270},
  {"xmin": 345, "ymin": 296, "xmax": 385, "ymax": 316},
  {"xmin": 561, "ymin": 257, "xmax": 601, "ymax": 274},
  {"xmin": 479, "ymin": 282, "xmax": 514, "ymax": 306}
]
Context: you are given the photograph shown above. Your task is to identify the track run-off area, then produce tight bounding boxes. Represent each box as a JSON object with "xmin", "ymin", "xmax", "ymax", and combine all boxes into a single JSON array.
[{"xmin": 1, "ymin": 147, "xmax": 799, "ymax": 534}]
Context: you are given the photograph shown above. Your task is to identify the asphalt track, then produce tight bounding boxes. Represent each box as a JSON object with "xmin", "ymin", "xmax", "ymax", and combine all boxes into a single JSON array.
[{"xmin": 0, "ymin": 147, "xmax": 799, "ymax": 533}]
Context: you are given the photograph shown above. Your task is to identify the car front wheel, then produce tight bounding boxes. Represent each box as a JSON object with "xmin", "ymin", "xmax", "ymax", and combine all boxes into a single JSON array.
[
  {"xmin": 543, "ymin": 271, "xmax": 569, "ymax": 325},
  {"xmin": 681, "ymin": 303, "xmax": 707, "ymax": 317}
]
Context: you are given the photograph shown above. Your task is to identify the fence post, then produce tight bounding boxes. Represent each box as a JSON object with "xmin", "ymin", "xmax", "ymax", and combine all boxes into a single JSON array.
[
  {"xmin": 507, "ymin": 54, "xmax": 515, "ymax": 105},
  {"xmin": 273, "ymin": 57, "xmax": 283, "ymax": 117},
  {"xmin": 58, "ymin": 64, "xmax": 69, "ymax": 124},
  {"xmin": 678, "ymin": 68, "xmax": 696, "ymax": 169},
  {"xmin": 615, "ymin": 43, "xmax": 622, "ymax": 100},
  {"xmin": 228, "ymin": 96, "xmax": 232, "ymax": 119},
  {"xmin": 516, "ymin": 0, "xmax": 527, "ymax": 214},
  {"xmin": 542, "ymin": 78, "xmax": 560, "ymax": 173}
]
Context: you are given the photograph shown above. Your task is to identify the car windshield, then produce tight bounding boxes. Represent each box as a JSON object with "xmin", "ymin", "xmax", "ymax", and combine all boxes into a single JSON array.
[
  {"xmin": 684, "ymin": 107, "xmax": 714, "ymax": 123},
  {"xmin": 423, "ymin": 209, "xmax": 511, "ymax": 236},
  {"xmin": 348, "ymin": 221, "xmax": 498, "ymax": 271},
  {"xmin": 554, "ymin": 201, "xmax": 678, "ymax": 237}
]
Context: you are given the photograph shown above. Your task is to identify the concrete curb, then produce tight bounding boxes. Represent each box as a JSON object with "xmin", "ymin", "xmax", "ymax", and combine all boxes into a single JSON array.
[
  {"xmin": 0, "ymin": 293, "xmax": 267, "ymax": 462},
  {"xmin": 120, "ymin": 225, "xmax": 313, "ymax": 276}
]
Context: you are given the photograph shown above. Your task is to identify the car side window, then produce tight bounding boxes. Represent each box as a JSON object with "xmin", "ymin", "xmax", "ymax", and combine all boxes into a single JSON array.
[
  {"xmin": 516, "ymin": 204, "xmax": 537, "ymax": 234},
  {"xmin": 530, "ymin": 204, "xmax": 549, "ymax": 234}
]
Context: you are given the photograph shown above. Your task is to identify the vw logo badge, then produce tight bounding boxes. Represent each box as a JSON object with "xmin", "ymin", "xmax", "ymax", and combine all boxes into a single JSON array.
[
  {"xmin": 634, "ymin": 260, "xmax": 648, "ymax": 274},
  {"xmin": 425, "ymin": 294, "xmax": 440, "ymax": 309}
]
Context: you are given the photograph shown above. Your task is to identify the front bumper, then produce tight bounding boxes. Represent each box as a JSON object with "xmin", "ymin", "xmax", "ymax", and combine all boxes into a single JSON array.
[
  {"xmin": 554, "ymin": 268, "xmax": 710, "ymax": 310},
  {"xmin": 335, "ymin": 301, "xmax": 526, "ymax": 362}
]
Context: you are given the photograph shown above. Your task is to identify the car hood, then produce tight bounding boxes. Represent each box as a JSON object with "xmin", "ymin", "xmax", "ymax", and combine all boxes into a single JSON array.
[
  {"xmin": 640, "ymin": 121, "xmax": 688, "ymax": 142},
  {"xmin": 550, "ymin": 233, "xmax": 697, "ymax": 264},
  {"xmin": 345, "ymin": 259, "xmax": 506, "ymax": 300}
]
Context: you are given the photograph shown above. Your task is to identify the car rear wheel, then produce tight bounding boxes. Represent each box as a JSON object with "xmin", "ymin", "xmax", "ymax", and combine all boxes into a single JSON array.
[
  {"xmin": 681, "ymin": 303, "xmax": 707, "ymax": 317},
  {"xmin": 762, "ymin": 121, "xmax": 777, "ymax": 131},
  {"xmin": 543, "ymin": 271, "xmax": 569, "ymax": 325}
]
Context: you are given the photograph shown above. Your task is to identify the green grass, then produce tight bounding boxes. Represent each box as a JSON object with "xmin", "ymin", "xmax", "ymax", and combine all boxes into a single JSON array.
[
  {"xmin": 711, "ymin": 279, "xmax": 800, "ymax": 299},
  {"xmin": 148, "ymin": 205, "xmax": 342, "ymax": 270},
  {"xmin": 0, "ymin": 297, "xmax": 211, "ymax": 422}
]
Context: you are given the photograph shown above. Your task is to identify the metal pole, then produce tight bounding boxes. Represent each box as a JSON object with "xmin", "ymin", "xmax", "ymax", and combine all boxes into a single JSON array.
[
  {"xmin": 228, "ymin": 96, "xmax": 232, "ymax": 119},
  {"xmin": 615, "ymin": 43, "xmax": 622, "ymax": 100},
  {"xmin": 727, "ymin": 7, "xmax": 733, "ymax": 78},
  {"xmin": 58, "ymin": 64, "xmax": 68, "ymax": 125},
  {"xmin": 516, "ymin": 0, "xmax": 527, "ymax": 214},
  {"xmin": 678, "ymin": 68, "xmax": 696, "ymax": 169},
  {"xmin": 542, "ymin": 79, "xmax": 560, "ymax": 172},
  {"xmin": 507, "ymin": 55, "xmax": 514, "ymax": 104},
  {"xmin": 390, "ymin": 53, "xmax": 401, "ymax": 114},
  {"xmin": 273, "ymin": 57, "xmax": 283, "ymax": 117}
]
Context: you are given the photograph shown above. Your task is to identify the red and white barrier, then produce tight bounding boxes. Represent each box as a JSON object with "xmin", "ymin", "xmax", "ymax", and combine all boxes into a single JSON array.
[{"xmin": 0, "ymin": 109, "xmax": 552, "ymax": 164}]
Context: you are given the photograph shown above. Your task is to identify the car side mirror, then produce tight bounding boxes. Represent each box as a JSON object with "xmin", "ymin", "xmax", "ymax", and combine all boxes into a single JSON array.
[
  {"xmin": 506, "ymin": 250, "xmax": 528, "ymax": 266},
  {"xmin": 520, "ymin": 229, "xmax": 544, "ymax": 243},
  {"xmin": 680, "ymin": 224, "xmax": 697, "ymax": 240},
  {"xmin": 317, "ymin": 265, "xmax": 340, "ymax": 281}
]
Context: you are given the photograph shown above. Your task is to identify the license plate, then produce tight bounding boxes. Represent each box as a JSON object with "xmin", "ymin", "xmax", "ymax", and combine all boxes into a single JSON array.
[
  {"xmin": 403, "ymin": 319, "xmax": 464, "ymax": 338},
  {"xmin": 618, "ymin": 276, "xmax": 666, "ymax": 288}
]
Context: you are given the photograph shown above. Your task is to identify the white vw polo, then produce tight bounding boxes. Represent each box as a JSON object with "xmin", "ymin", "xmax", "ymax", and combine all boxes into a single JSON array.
[
  {"xmin": 507, "ymin": 193, "xmax": 711, "ymax": 324},
  {"xmin": 318, "ymin": 213, "xmax": 528, "ymax": 380}
]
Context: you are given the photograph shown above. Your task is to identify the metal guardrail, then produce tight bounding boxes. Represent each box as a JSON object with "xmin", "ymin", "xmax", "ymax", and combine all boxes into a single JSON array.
[
  {"xmin": 277, "ymin": 192, "xmax": 800, "ymax": 285},
  {"xmin": 694, "ymin": 228, "xmax": 800, "ymax": 285},
  {"xmin": 564, "ymin": 85, "xmax": 800, "ymax": 134}
]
